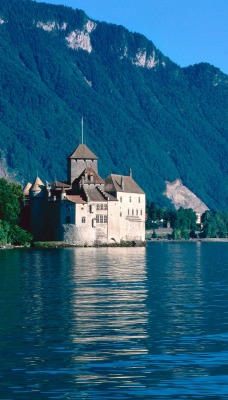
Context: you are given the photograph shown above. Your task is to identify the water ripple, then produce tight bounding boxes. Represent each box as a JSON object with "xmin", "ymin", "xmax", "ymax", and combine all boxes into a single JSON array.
[{"xmin": 0, "ymin": 244, "xmax": 228, "ymax": 399}]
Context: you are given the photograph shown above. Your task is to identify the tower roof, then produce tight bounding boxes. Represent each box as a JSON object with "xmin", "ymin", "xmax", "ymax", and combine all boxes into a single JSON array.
[
  {"xmin": 67, "ymin": 144, "xmax": 98, "ymax": 160},
  {"xmin": 30, "ymin": 177, "xmax": 45, "ymax": 192},
  {"xmin": 23, "ymin": 182, "xmax": 32, "ymax": 195}
]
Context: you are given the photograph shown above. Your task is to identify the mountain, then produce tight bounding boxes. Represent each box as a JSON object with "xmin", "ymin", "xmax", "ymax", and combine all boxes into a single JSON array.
[{"xmin": 0, "ymin": 0, "xmax": 227, "ymax": 209}]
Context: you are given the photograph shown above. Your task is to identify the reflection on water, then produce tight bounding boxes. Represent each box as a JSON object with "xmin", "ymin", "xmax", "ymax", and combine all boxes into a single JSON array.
[{"xmin": 0, "ymin": 243, "xmax": 228, "ymax": 399}]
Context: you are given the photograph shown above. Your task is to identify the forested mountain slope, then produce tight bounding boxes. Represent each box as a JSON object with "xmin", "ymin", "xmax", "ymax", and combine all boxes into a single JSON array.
[{"xmin": 0, "ymin": 0, "xmax": 227, "ymax": 209}]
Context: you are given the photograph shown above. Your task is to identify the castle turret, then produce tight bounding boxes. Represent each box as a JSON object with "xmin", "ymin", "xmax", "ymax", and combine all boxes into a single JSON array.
[
  {"xmin": 29, "ymin": 177, "xmax": 48, "ymax": 240},
  {"xmin": 67, "ymin": 144, "xmax": 98, "ymax": 184}
]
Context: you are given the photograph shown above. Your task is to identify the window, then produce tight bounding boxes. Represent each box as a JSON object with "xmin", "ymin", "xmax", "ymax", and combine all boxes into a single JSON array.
[
  {"xmin": 104, "ymin": 204, "xmax": 108, "ymax": 210},
  {"xmin": 97, "ymin": 204, "xmax": 100, "ymax": 210},
  {"xmin": 120, "ymin": 212, "xmax": 122, "ymax": 217},
  {"xmin": 128, "ymin": 209, "xmax": 130, "ymax": 215},
  {"xmin": 66, "ymin": 216, "xmax": 71, "ymax": 224},
  {"xmin": 129, "ymin": 196, "xmax": 132, "ymax": 203},
  {"xmin": 136, "ymin": 209, "xmax": 138, "ymax": 216},
  {"xmin": 120, "ymin": 196, "xmax": 122, "ymax": 202},
  {"xmin": 100, "ymin": 204, "xmax": 104, "ymax": 210},
  {"xmin": 138, "ymin": 197, "xmax": 141, "ymax": 203},
  {"xmin": 140, "ymin": 209, "xmax": 143, "ymax": 216},
  {"xmin": 96, "ymin": 215, "xmax": 108, "ymax": 223},
  {"xmin": 132, "ymin": 209, "xmax": 134, "ymax": 216},
  {"xmin": 82, "ymin": 217, "xmax": 86, "ymax": 223}
]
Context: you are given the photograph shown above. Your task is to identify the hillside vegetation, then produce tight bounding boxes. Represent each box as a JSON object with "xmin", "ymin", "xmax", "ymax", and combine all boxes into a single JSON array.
[{"xmin": 0, "ymin": 0, "xmax": 227, "ymax": 209}]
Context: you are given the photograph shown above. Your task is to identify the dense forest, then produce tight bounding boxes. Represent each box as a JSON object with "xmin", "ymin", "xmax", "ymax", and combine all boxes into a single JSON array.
[
  {"xmin": 0, "ymin": 179, "xmax": 32, "ymax": 245},
  {"xmin": 0, "ymin": 0, "xmax": 227, "ymax": 209}
]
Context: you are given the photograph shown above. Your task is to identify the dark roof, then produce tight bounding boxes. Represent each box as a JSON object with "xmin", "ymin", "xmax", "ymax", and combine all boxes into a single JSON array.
[
  {"xmin": 73, "ymin": 167, "xmax": 104, "ymax": 185},
  {"xmin": 52, "ymin": 180, "xmax": 71, "ymax": 189},
  {"xmin": 105, "ymin": 174, "xmax": 145, "ymax": 194},
  {"xmin": 67, "ymin": 144, "xmax": 98, "ymax": 160},
  {"xmin": 84, "ymin": 187, "xmax": 117, "ymax": 202},
  {"xmin": 65, "ymin": 195, "xmax": 86, "ymax": 204}
]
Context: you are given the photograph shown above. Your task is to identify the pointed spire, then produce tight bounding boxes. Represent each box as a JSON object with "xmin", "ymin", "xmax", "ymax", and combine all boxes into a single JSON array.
[
  {"xmin": 23, "ymin": 182, "xmax": 32, "ymax": 195},
  {"xmin": 129, "ymin": 168, "xmax": 132, "ymax": 178},
  {"xmin": 30, "ymin": 176, "xmax": 45, "ymax": 192},
  {"xmin": 81, "ymin": 116, "xmax": 84, "ymax": 145}
]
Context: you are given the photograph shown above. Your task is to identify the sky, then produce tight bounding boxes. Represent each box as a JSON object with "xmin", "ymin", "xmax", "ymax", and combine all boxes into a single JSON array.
[{"xmin": 37, "ymin": 0, "xmax": 228, "ymax": 74}]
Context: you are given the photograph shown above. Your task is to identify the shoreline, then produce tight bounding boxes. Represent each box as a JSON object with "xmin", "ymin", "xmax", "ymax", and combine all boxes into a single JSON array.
[
  {"xmin": 1, "ymin": 238, "xmax": 228, "ymax": 250},
  {"xmin": 147, "ymin": 238, "xmax": 228, "ymax": 243}
]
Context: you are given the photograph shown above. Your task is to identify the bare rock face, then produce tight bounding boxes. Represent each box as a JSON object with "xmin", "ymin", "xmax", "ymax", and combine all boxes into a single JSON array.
[
  {"xmin": 0, "ymin": 150, "xmax": 16, "ymax": 181},
  {"xmin": 164, "ymin": 179, "xmax": 209, "ymax": 214}
]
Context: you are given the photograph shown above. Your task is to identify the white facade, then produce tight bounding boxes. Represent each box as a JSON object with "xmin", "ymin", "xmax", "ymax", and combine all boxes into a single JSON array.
[{"xmin": 117, "ymin": 191, "xmax": 146, "ymax": 241}]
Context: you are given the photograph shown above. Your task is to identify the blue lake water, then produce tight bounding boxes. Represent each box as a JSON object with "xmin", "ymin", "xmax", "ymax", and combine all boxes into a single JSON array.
[{"xmin": 0, "ymin": 242, "xmax": 228, "ymax": 399}]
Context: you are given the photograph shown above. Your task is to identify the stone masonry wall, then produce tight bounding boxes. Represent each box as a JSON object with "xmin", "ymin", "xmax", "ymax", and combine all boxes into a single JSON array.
[{"xmin": 68, "ymin": 159, "xmax": 98, "ymax": 183}]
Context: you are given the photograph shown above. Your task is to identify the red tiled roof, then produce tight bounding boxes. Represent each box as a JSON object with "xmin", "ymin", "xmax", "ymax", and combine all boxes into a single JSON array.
[
  {"xmin": 67, "ymin": 144, "xmax": 98, "ymax": 160},
  {"xmin": 105, "ymin": 174, "xmax": 144, "ymax": 194},
  {"xmin": 73, "ymin": 167, "xmax": 104, "ymax": 185}
]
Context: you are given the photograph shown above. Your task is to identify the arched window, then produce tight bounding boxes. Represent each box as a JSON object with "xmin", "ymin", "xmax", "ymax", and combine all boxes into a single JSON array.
[{"xmin": 82, "ymin": 217, "xmax": 86, "ymax": 223}]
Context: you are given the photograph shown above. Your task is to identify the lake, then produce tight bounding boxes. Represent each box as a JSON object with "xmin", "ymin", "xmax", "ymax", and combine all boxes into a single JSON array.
[{"xmin": 0, "ymin": 242, "xmax": 228, "ymax": 399}]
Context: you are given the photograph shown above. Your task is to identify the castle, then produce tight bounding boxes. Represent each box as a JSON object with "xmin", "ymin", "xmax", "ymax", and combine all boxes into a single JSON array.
[{"xmin": 23, "ymin": 143, "xmax": 146, "ymax": 246}]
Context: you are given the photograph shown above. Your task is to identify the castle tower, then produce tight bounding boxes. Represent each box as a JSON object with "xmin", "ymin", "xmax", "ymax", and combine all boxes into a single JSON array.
[
  {"xmin": 67, "ymin": 144, "xmax": 98, "ymax": 184},
  {"xmin": 29, "ymin": 177, "xmax": 48, "ymax": 241}
]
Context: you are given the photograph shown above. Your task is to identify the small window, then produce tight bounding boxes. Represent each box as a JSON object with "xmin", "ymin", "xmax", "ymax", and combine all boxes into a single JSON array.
[
  {"xmin": 66, "ymin": 216, "xmax": 71, "ymax": 224},
  {"xmin": 120, "ymin": 212, "xmax": 122, "ymax": 217},
  {"xmin": 97, "ymin": 204, "xmax": 100, "ymax": 210},
  {"xmin": 96, "ymin": 215, "xmax": 99, "ymax": 223},
  {"xmin": 104, "ymin": 204, "xmax": 108, "ymax": 210},
  {"xmin": 129, "ymin": 196, "xmax": 132, "ymax": 203},
  {"xmin": 136, "ymin": 209, "xmax": 138, "ymax": 216},
  {"xmin": 138, "ymin": 197, "xmax": 141, "ymax": 203},
  {"xmin": 100, "ymin": 204, "xmax": 104, "ymax": 210},
  {"xmin": 140, "ymin": 209, "xmax": 143, "ymax": 216},
  {"xmin": 128, "ymin": 209, "xmax": 130, "ymax": 215},
  {"xmin": 120, "ymin": 196, "xmax": 122, "ymax": 202},
  {"xmin": 132, "ymin": 209, "xmax": 134, "ymax": 216},
  {"xmin": 82, "ymin": 217, "xmax": 86, "ymax": 223},
  {"xmin": 100, "ymin": 215, "xmax": 104, "ymax": 223},
  {"xmin": 104, "ymin": 215, "xmax": 108, "ymax": 223}
]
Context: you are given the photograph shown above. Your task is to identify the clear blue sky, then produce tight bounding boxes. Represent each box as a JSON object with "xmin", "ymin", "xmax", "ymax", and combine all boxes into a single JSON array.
[{"xmin": 37, "ymin": 0, "xmax": 228, "ymax": 74}]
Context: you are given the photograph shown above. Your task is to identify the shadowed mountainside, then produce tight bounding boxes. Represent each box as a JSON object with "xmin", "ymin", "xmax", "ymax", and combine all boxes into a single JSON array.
[{"xmin": 0, "ymin": 0, "xmax": 227, "ymax": 209}]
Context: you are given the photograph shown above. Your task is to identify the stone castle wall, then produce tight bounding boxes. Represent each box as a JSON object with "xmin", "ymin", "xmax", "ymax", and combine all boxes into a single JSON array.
[{"xmin": 68, "ymin": 159, "xmax": 98, "ymax": 183}]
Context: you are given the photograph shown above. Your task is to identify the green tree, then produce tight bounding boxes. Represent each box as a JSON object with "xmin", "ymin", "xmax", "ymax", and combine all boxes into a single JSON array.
[
  {"xmin": 0, "ymin": 178, "xmax": 32, "ymax": 245},
  {"xmin": 170, "ymin": 207, "xmax": 197, "ymax": 239},
  {"xmin": 0, "ymin": 178, "xmax": 23, "ymax": 224},
  {"xmin": 201, "ymin": 210, "xmax": 228, "ymax": 238}
]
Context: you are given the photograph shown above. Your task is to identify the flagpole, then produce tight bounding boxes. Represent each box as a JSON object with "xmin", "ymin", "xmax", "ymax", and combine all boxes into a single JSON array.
[{"xmin": 82, "ymin": 116, "xmax": 84, "ymax": 145}]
